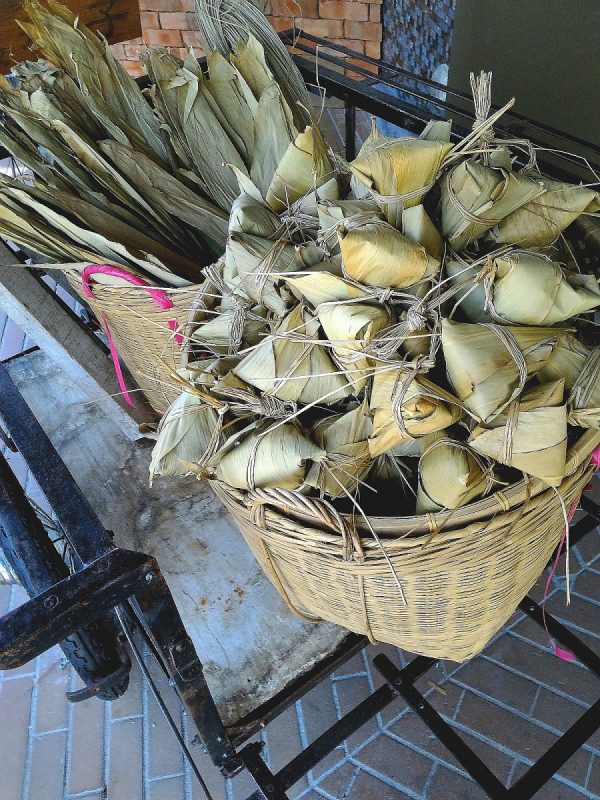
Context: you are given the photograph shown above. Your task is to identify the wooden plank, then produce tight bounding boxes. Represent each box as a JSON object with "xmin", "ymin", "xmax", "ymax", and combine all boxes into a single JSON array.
[
  {"xmin": 0, "ymin": 0, "xmax": 141, "ymax": 73},
  {"xmin": 0, "ymin": 244, "xmax": 153, "ymax": 439}
]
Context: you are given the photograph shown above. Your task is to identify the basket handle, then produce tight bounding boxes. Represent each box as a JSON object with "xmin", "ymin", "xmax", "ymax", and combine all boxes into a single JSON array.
[{"xmin": 246, "ymin": 487, "xmax": 365, "ymax": 562}]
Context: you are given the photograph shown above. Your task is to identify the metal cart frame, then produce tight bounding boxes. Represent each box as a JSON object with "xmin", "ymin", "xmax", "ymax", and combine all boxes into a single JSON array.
[{"xmin": 1, "ymin": 33, "xmax": 600, "ymax": 800}]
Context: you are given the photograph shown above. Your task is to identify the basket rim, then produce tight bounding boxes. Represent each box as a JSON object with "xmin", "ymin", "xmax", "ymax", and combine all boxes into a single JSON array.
[{"xmin": 211, "ymin": 428, "xmax": 600, "ymax": 538}]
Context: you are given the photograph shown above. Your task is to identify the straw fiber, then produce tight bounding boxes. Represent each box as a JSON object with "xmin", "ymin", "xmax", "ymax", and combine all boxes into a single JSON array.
[{"xmin": 212, "ymin": 431, "xmax": 600, "ymax": 660}]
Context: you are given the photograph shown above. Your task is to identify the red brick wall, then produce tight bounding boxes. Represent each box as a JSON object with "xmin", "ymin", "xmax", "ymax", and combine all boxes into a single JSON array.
[{"xmin": 110, "ymin": 0, "xmax": 382, "ymax": 77}]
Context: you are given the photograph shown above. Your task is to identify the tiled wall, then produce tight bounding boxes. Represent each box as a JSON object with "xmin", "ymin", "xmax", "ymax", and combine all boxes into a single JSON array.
[{"xmin": 110, "ymin": 0, "xmax": 382, "ymax": 77}]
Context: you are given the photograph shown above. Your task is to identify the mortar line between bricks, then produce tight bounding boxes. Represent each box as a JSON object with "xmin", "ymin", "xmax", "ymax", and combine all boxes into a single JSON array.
[
  {"xmin": 21, "ymin": 649, "xmax": 42, "ymax": 800},
  {"xmin": 34, "ymin": 725, "xmax": 69, "ymax": 738},
  {"xmin": 383, "ymin": 727, "xmax": 476, "ymax": 781},
  {"xmin": 111, "ymin": 713, "xmax": 145, "ymax": 723},
  {"xmin": 180, "ymin": 698, "xmax": 193, "ymax": 800},
  {"xmin": 583, "ymin": 750, "xmax": 595, "ymax": 789},
  {"xmin": 147, "ymin": 771, "xmax": 186, "ymax": 783},
  {"xmin": 505, "ymin": 757, "xmax": 520, "ymax": 789},
  {"xmin": 62, "ymin": 667, "xmax": 76, "ymax": 800},
  {"xmin": 329, "ymin": 671, "xmax": 368, "ymax": 682},
  {"xmin": 528, "ymin": 684, "xmax": 543, "ymax": 717},
  {"xmin": 422, "ymin": 760, "xmax": 440, "ymax": 799},
  {"xmin": 66, "ymin": 788, "xmax": 106, "ymax": 799},
  {"xmin": 570, "ymin": 589, "xmax": 600, "ymax": 611}
]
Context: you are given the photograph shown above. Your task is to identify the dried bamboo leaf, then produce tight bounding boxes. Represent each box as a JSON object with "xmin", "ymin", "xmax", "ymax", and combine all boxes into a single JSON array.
[
  {"xmin": 440, "ymin": 162, "xmax": 544, "ymax": 249},
  {"xmin": 369, "ymin": 367, "xmax": 463, "ymax": 457},
  {"xmin": 493, "ymin": 178, "xmax": 600, "ymax": 247},
  {"xmin": 339, "ymin": 220, "xmax": 440, "ymax": 289},
  {"xmin": 266, "ymin": 125, "xmax": 335, "ymax": 212},
  {"xmin": 469, "ymin": 382, "xmax": 567, "ymax": 486},
  {"xmin": 305, "ymin": 400, "xmax": 372, "ymax": 498},
  {"xmin": 416, "ymin": 433, "xmax": 489, "ymax": 513},
  {"xmin": 213, "ymin": 422, "xmax": 325, "ymax": 490},
  {"xmin": 401, "ymin": 204, "xmax": 444, "ymax": 259},
  {"xmin": 233, "ymin": 304, "xmax": 354, "ymax": 405},
  {"xmin": 442, "ymin": 319, "xmax": 563, "ymax": 422},
  {"xmin": 286, "ymin": 272, "xmax": 368, "ymax": 307},
  {"xmin": 318, "ymin": 302, "xmax": 390, "ymax": 392}
]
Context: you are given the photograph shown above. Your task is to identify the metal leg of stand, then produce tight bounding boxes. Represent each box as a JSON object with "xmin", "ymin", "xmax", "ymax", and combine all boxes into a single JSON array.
[
  {"xmin": 132, "ymin": 575, "xmax": 243, "ymax": 776},
  {"xmin": 344, "ymin": 99, "xmax": 356, "ymax": 161}
]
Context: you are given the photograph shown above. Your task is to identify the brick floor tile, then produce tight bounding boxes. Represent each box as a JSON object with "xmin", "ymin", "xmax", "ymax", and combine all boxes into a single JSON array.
[
  {"xmin": 332, "ymin": 651, "xmax": 368, "ymax": 678},
  {"xmin": 426, "ymin": 765, "xmax": 487, "ymax": 800},
  {"xmin": 147, "ymin": 691, "xmax": 185, "ymax": 779},
  {"xmin": 297, "ymin": 679, "xmax": 341, "ymax": 775},
  {"xmin": 68, "ymin": 689, "xmax": 105, "ymax": 794},
  {"xmin": 572, "ymin": 570, "xmax": 600, "ymax": 601},
  {"xmin": 484, "ymin": 635, "xmax": 599, "ymax": 705},
  {"xmin": 35, "ymin": 647, "xmax": 70, "ymax": 734},
  {"xmin": 450, "ymin": 657, "xmax": 538, "ymax": 713},
  {"xmin": 28, "ymin": 731, "xmax": 66, "ymax": 800},
  {"xmin": 149, "ymin": 775, "xmax": 186, "ymax": 799},
  {"xmin": 346, "ymin": 768, "xmax": 414, "ymax": 799},
  {"xmin": 546, "ymin": 592, "xmax": 600, "ymax": 640},
  {"xmin": 456, "ymin": 692, "xmax": 558, "ymax": 760},
  {"xmin": 0, "ymin": 674, "xmax": 33, "ymax": 800},
  {"xmin": 352, "ymin": 734, "xmax": 434, "ymax": 794},
  {"xmin": 531, "ymin": 687, "xmax": 600, "ymax": 748},
  {"xmin": 109, "ymin": 718, "xmax": 143, "ymax": 800},
  {"xmin": 572, "ymin": 531, "xmax": 600, "ymax": 569},
  {"xmin": 188, "ymin": 755, "xmax": 227, "ymax": 800}
]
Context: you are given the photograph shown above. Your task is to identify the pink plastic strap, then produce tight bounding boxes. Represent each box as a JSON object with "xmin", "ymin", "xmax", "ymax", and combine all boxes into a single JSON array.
[
  {"xmin": 81, "ymin": 265, "xmax": 184, "ymax": 408},
  {"xmin": 541, "ymin": 498, "xmax": 579, "ymax": 662}
]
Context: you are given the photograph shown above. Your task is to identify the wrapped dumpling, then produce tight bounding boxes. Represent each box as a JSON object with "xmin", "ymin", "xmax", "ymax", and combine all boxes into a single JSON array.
[
  {"xmin": 442, "ymin": 320, "xmax": 563, "ymax": 422},
  {"xmin": 469, "ymin": 381, "xmax": 567, "ymax": 486},
  {"xmin": 338, "ymin": 220, "xmax": 440, "ymax": 289},
  {"xmin": 369, "ymin": 366, "xmax": 463, "ymax": 457}
]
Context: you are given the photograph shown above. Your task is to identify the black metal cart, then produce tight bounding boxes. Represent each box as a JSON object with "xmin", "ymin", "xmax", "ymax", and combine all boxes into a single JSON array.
[{"xmin": 1, "ymin": 34, "xmax": 600, "ymax": 800}]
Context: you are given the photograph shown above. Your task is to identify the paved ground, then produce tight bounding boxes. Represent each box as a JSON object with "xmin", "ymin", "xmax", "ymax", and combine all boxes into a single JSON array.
[{"xmin": 1, "ymin": 506, "xmax": 600, "ymax": 800}]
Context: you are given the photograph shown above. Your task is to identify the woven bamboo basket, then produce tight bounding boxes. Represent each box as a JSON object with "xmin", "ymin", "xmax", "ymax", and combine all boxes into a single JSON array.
[
  {"xmin": 211, "ymin": 429, "xmax": 600, "ymax": 661},
  {"xmin": 65, "ymin": 273, "xmax": 208, "ymax": 415}
]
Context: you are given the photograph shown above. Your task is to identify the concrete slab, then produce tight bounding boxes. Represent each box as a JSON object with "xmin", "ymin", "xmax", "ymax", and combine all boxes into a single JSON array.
[{"xmin": 6, "ymin": 350, "xmax": 348, "ymax": 726}]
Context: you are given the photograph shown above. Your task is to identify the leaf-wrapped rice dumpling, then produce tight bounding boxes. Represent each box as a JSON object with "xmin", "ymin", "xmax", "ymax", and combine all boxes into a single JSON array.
[
  {"xmin": 442, "ymin": 320, "xmax": 563, "ymax": 422},
  {"xmin": 493, "ymin": 179, "xmax": 600, "ymax": 248},
  {"xmin": 401, "ymin": 204, "xmax": 444, "ymax": 259},
  {"xmin": 338, "ymin": 220, "xmax": 440, "ymax": 290},
  {"xmin": 440, "ymin": 161, "xmax": 543, "ymax": 250},
  {"xmin": 415, "ymin": 433, "xmax": 490, "ymax": 513},
  {"xmin": 469, "ymin": 380, "xmax": 567, "ymax": 486},
  {"xmin": 317, "ymin": 302, "xmax": 391, "ymax": 392},
  {"xmin": 233, "ymin": 304, "xmax": 354, "ymax": 404},
  {"xmin": 447, "ymin": 252, "xmax": 600, "ymax": 325},
  {"xmin": 266, "ymin": 125, "xmax": 337, "ymax": 212},
  {"xmin": 285, "ymin": 272, "xmax": 367, "ymax": 307},
  {"xmin": 369, "ymin": 367, "xmax": 463, "ymax": 457},
  {"xmin": 213, "ymin": 422, "xmax": 325, "ymax": 490},
  {"xmin": 305, "ymin": 400, "xmax": 372, "ymax": 498},
  {"xmin": 350, "ymin": 124, "xmax": 452, "ymax": 222},
  {"xmin": 229, "ymin": 192, "xmax": 282, "ymax": 237},
  {"xmin": 539, "ymin": 335, "xmax": 600, "ymax": 428},
  {"xmin": 149, "ymin": 375, "xmax": 220, "ymax": 484}
]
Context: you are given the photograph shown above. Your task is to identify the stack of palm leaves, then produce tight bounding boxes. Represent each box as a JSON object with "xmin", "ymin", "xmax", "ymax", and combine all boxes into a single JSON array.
[
  {"xmin": 0, "ymin": 0, "xmax": 313, "ymax": 292},
  {"xmin": 150, "ymin": 58, "xmax": 600, "ymax": 514}
]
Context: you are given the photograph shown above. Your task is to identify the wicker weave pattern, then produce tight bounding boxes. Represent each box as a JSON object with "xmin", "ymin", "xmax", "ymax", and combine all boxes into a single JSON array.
[
  {"xmin": 212, "ymin": 433, "xmax": 599, "ymax": 661},
  {"xmin": 66, "ymin": 275, "xmax": 203, "ymax": 414}
]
